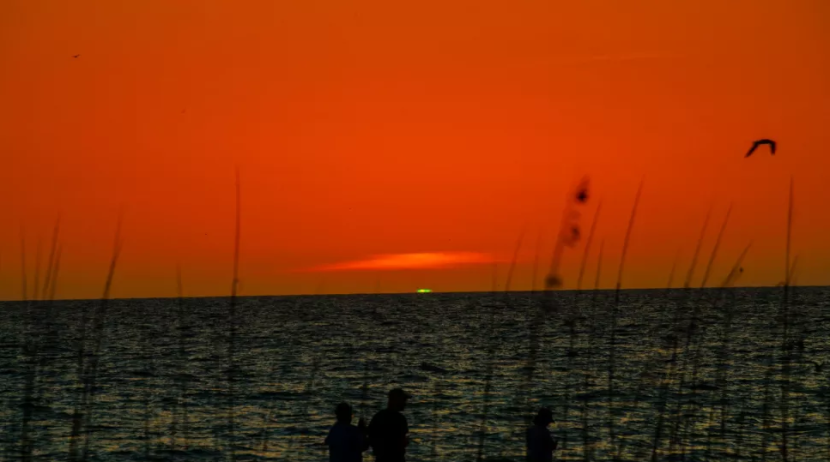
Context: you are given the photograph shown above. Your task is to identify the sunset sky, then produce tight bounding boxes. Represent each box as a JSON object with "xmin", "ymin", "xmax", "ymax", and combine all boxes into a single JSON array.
[{"xmin": 1, "ymin": 0, "xmax": 828, "ymax": 300}]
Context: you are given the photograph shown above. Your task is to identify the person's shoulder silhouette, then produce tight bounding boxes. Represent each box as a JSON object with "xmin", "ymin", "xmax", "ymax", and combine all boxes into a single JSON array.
[{"xmin": 368, "ymin": 388, "xmax": 411, "ymax": 462}]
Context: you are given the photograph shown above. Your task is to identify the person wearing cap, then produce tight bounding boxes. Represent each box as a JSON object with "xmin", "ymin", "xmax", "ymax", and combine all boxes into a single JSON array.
[
  {"xmin": 325, "ymin": 402, "xmax": 370, "ymax": 462},
  {"xmin": 368, "ymin": 388, "xmax": 411, "ymax": 462},
  {"xmin": 526, "ymin": 408, "xmax": 558, "ymax": 462}
]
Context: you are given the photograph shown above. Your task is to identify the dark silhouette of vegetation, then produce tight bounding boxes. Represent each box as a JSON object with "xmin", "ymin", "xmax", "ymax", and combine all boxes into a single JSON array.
[
  {"xmin": 3, "ymin": 165, "xmax": 824, "ymax": 461},
  {"xmin": 608, "ymin": 179, "xmax": 643, "ymax": 460},
  {"xmin": 226, "ymin": 168, "xmax": 242, "ymax": 461},
  {"xmin": 66, "ymin": 212, "xmax": 123, "ymax": 462},
  {"xmin": 476, "ymin": 229, "xmax": 524, "ymax": 461}
]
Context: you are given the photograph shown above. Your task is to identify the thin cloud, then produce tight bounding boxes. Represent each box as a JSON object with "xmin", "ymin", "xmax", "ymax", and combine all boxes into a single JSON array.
[
  {"xmin": 301, "ymin": 251, "xmax": 499, "ymax": 272},
  {"xmin": 567, "ymin": 52, "xmax": 678, "ymax": 63}
]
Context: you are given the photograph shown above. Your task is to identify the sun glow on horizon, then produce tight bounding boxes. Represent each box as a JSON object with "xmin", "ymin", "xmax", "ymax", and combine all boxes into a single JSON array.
[{"xmin": 302, "ymin": 252, "xmax": 499, "ymax": 272}]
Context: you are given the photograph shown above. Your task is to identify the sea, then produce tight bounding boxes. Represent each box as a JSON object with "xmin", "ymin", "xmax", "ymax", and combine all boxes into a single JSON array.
[{"xmin": 1, "ymin": 287, "xmax": 828, "ymax": 461}]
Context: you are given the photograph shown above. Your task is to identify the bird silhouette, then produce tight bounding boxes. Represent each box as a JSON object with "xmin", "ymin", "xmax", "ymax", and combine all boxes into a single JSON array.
[
  {"xmin": 72, "ymin": 54, "xmax": 80, "ymax": 58},
  {"xmin": 745, "ymin": 139, "xmax": 776, "ymax": 157},
  {"xmin": 812, "ymin": 361, "xmax": 824, "ymax": 373}
]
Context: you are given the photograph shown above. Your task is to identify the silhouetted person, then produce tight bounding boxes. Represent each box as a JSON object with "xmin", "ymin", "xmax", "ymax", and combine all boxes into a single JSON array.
[
  {"xmin": 526, "ymin": 408, "xmax": 557, "ymax": 462},
  {"xmin": 368, "ymin": 388, "xmax": 411, "ymax": 462},
  {"xmin": 326, "ymin": 402, "xmax": 369, "ymax": 462}
]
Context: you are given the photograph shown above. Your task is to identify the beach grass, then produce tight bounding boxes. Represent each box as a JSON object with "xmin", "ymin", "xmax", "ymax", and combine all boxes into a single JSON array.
[{"xmin": 3, "ymin": 169, "xmax": 819, "ymax": 461}]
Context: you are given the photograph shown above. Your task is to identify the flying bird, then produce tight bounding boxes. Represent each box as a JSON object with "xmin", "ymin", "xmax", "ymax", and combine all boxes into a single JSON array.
[
  {"xmin": 745, "ymin": 139, "xmax": 776, "ymax": 158},
  {"xmin": 72, "ymin": 54, "xmax": 80, "ymax": 58}
]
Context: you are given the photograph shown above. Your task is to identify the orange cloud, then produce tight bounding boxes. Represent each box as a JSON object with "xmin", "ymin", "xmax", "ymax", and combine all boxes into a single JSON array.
[{"xmin": 302, "ymin": 252, "xmax": 498, "ymax": 272}]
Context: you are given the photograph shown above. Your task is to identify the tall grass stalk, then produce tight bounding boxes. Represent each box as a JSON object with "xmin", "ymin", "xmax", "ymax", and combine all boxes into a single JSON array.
[
  {"xmin": 608, "ymin": 179, "xmax": 643, "ymax": 459},
  {"xmin": 650, "ymin": 206, "xmax": 712, "ymax": 461},
  {"xmin": 32, "ymin": 240, "xmax": 42, "ymax": 302},
  {"xmin": 522, "ymin": 268, "xmax": 547, "ymax": 425},
  {"xmin": 656, "ymin": 246, "xmax": 680, "ymax": 342},
  {"xmin": 503, "ymin": 228, "xmax": 525, "ymax": 294},
  {"xmin": 18, "ymin": 236, "xmax": 36, "ymax": 462},
  {"xmin": 720, "ymin": 243, "xmax": 751, "ymax": 288},
  {"xmin": 684, "ymin": 205, "xmax": 712, "ymax": 289},
  {"xmin": 41, "ymin": 216, "xmax": 61, "ymax": 300},
  {"xmin": 39, "ymin": 216, "xmax": 62, "ymax": 376},
  {"xmin": 521, "ymin": 295, "xmax": 545, "ymax": 428},
  {"xmin": 560, "ymin": 203, "xmax": 600, "ymax": 453},
  {"xmin": 576, "ymin": 203, "xmax": 602, "ymax": 292},
  {"xmin": 530, "ymin": 228, "xmax": 543, "ymax": 296},
  {"xmin": 226, "ymin": 169, "xmax": 242, "ymax": 461},
  {"xmin": 20, "ymin": 218, "xmax": 62, "ymax": 462},
  {"xmin": 787, "ymin": 256, "xmax": 808, "ymax": 459},
  {"xmin": 778, "ymin": 176, "xmax": 794, "ymax": 462},
  {"xmin": 20, "ymin": 232, "xmax": 27, "ymax": 302},
  {"xmin": 579, "ymin": 238, "xmax": 603, "ymax": 461},
  {"xmin": 170, "ymin": 265, "xmax": 190, "ymax": 451},
  {"xmin": 80, "ymin": 216, "xmax": 124, "ymax": 461},
  {"xmin": 47, "ymin": 246, "xmax": 62, "ymax": 302},
  {"xmin": 66, "ymin": 213, "xmax": 123, "ymax": 461},
  {"xmin": 524, "ymin": 179, "xmax": 586, "ymax": 430},
  {"xmin": 675, "ymin": 205, "xmax": 733, "ymax": 459},
  {"xmin": 491, "ymin": 260, "xmax": 499, "ymax": 294},
  {"xmin": 593, "ymin": 240, "xmax": 603, "ymax": 302},
  {"xmin": 701, "ymin": 244, "xmax": 751, "ymax": 458},
  {"xmin": 667, "ymin": 205, "xmax": 731, "ymax": 456},
  {"xmin": 476, "ymin": 230, "xmax": 524, "ymax": 461},
  {"xmin": 616, "ymin": 254, "xmax": 684, "ymax": 459},
  {"xmin": 699, "ymin": 205, "xmax": 732, "ymax": 289}
]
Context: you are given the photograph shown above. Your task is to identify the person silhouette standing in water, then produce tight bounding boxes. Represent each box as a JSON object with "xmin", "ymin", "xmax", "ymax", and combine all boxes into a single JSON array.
[
  {"xmin": 526, "ymin": 408, "xmax": 557, "ymax": 462},
  {"xmin": 325, "ymin": 402, "xmax": 370, "ymax": 462},
  {"xmin": 368, "ymin": 388, "xmax": 411, "ymax": 462}
]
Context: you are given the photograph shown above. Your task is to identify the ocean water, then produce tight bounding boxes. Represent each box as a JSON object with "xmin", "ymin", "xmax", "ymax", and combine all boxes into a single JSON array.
[{"xmin": 1, "ymin": 287, "xmax": 829, "ymax": 461}]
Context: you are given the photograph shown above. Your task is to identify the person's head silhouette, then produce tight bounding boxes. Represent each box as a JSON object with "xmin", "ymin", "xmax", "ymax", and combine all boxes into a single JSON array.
[
  {"xmin": 387, "ymin": 388, "xmax": 411, "ymax": 412},
  {"xmin": 335, "ymin": 402, "xmax": 353, "ymax": 424},
  {"xmin": 533, "ymin": 407, "xmax": 553, "ymax": 427}
]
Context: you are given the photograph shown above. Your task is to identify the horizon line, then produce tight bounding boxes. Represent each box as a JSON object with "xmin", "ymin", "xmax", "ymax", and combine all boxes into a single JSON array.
[{"xmin": 0, "ymin": 283, "xmax": 819, "ymax": 304}]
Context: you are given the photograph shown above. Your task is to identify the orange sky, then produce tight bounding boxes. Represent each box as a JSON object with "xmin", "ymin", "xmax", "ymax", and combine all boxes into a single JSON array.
[{"xmin": 1, "ymin": 0, "xmax": 829, "ymax": 300}]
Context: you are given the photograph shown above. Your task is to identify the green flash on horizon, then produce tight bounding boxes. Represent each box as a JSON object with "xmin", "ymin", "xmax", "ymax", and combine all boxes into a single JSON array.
[{"xmin": 417, "ymin": 289, "xmax": 432, "ymax": 293}]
